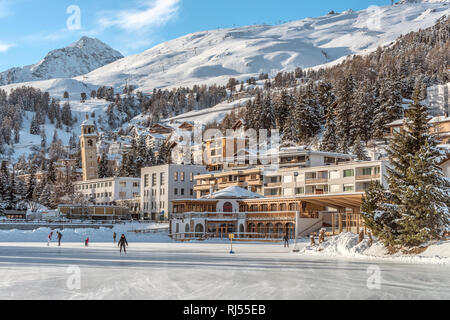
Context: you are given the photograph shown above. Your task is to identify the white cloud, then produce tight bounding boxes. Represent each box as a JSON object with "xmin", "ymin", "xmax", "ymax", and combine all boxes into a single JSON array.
[
  {"xmin": 0, "ymin": 42, "xmax": 14, "ymax": 52},
  {"xmin": 98, "ymin": 0, "xmax": 180, "ymax": 32}
]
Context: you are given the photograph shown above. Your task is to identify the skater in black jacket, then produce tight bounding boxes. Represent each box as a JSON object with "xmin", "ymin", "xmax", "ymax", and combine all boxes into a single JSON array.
[
  {"xmin": 118, "ymin": 234, "xmax": 128, "ymax": 254},
  {"xmin": 57, "ymin": 231, "xmax": 63, "ymax": 246},
  {"xmin": 283, "ymin": 233, "xmax": 290, "ymax": 248}
]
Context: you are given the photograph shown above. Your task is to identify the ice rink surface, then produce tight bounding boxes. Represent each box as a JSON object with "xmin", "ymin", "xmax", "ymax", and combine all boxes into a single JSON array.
[{"xmin": 0, "ymin": 242, "xmax": 449, "ymax": 300}]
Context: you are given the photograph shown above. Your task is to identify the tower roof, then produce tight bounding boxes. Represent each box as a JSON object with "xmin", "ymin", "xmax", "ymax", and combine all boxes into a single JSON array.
[{"xmin": 81, "ymin": 118, "xmax": 95, "ymax": 127}]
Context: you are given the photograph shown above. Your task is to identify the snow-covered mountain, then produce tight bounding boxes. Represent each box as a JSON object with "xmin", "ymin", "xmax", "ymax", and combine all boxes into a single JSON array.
[
  {"xmin": 1, "ymin": 1, "xmax": 449, "ymax": 98},
  {"xmin": 0, "ymin": 37, "xmax": 123, "ymax": 86}
]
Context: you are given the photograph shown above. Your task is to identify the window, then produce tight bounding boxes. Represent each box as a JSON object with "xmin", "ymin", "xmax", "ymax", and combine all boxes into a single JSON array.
[
  {"xmin": 190, "ymin": 172, "xmax": 194, "ymax": 182},
  {"xmin": 374, "ymin": 166, "xmax": 381, "ymax": 175},
  {"xmin": 295, "ymin": 187, "xmax": 305, "ymax": 195},
  {"xmin": 181, "ymin": 172, "xmax": 185, "ymax": 181},
  {"xmin": 330, "ymin": 185, "xmax": 340, "ymax": 193},
  {"xmin": 174, "ymin": 172, "xmax": 178, "ymax": 181},
  {"xmin": 152, "ymin": 174, "xmax": 157, "ymax": 186},
  {"xmin": 190, "ymin": 189, "xmax": 194, "ymax": 196},
  {"xmin": 343, "ymin": 184, "xmax": 354, "ymax": 192},
  {"xmin": 362, "ymin": 168, "xmax": 372, "ymax": 176},
  {"xmin": 160, "ymin": 173, "xmax": 166, "ymax": 185},
  {"xmin": 133, "ymin": 182, "xmax": 139, "ymax": 188},
  {"xmin": 343, "ymin": 169, "xmax": 354, "ymax": 178},
  {"xmin": 119, "ymin": 182, "xmax": 127, "ymax": 188},
  {"xmin": 269, "ymin": 176, "xmax": 279, "ymax": 183},
  {"xmin": 330, "ymin": 170, "xmax": 340, "ymax": 180},
  {"xmin": 181, "ymin": 188, "xmax": 185, "ymax": 196},
  {"xmin": 144, "ymin": 175, "xmax": 149, "ymax": 188},
  {"xmin": 174, "ymin": 188, "xmax": 178, "ymax": 195}
]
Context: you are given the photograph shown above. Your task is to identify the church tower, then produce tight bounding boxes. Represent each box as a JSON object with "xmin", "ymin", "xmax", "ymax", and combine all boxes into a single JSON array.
[{"xmin": 80, "ymin": 114, "xmax": 98, "ymax": 181}]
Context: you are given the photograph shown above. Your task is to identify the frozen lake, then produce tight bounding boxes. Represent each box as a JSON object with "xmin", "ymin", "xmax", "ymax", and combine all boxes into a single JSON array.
[{"xmin": 0, "ymin": 242, "xmax": 449, "ymax": 300}]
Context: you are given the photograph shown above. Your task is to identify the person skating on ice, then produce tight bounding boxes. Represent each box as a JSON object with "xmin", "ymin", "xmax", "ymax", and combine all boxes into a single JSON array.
[
  {"xmin": 47, "ymin": 232, "xmax": 53, "ymax": 246},
  {"xmin": 118, "ymin": 234, "xmax": 128, "ymax": 254}
]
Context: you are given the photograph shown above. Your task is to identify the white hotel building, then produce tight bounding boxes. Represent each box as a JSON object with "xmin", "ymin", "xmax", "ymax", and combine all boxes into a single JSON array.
[
  {"xmin": 140, "ymin": 164, "xmax": 208, "ymax": 221},
  {"xmin": 263, "ymin": 160, "xmax": 388, "ymax": 198},
  {"xmin": 74, "ymin": 177, "xmax": 141, "ymax": 206}
]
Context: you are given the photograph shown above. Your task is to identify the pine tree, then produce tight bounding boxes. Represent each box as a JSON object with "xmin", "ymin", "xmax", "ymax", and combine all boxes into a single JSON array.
[
  {"xmin": 334, "ymin": 75, "xmax": 355, "ymax": 153},
  {"xmin": 273, "ymin": 90, "xmax": 290, "ymax": 130},
  {"xmin": 40, "ymin": 127, "xmax": 47, "ymax": 150},
  {"xmin": 351, "ymin": 80, "xmax": 376, "ymax": 143},
  {"xmin": 98, "ymin": 152, "xmax": 111, "ymax": 179},
  {"xmin": 0, "ymin": 162, "xmax": 10, "ymax": 210},
  {"xmin": 363, "ymin": 90, "xmax": 450, "ymax": 248},
  {"xmin": 362, "ymin": 181, "xmax": 400, "ymax": 247},
  {"xmin": 38, "ymin": 183, "xmax": 52, "ymax": 209},
  {"xmin": 321, "ymin": 103, "xmax": 338, "ymax": 152},
  {"xmin": 352, "ymin": 136, "xmax": 370, "ymax": 161},
  {"xmin": 373, "ymin": 72, "xmax": 403, "ymax": 139},
  {"xmin": 30, "ymin": 116, "xmax": 40, "ymax": 135}
]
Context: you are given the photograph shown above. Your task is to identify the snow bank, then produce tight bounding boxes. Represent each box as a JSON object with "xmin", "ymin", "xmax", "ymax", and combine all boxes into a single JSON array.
[
  {"xmin": 0, "ymin": 222, "xmax": 170, "ymax": 244},
  {"xmin": 300, "ymin": 232, "xmax": 450, "ymax": 265}
]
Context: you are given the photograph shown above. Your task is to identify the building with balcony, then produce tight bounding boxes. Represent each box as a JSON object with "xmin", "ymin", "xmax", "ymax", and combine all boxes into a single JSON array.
[
  {"xmin": 385, "ymin": 115, "xmax": 450, "ymax": 145},
  {"xmin": 194, "ymin": 167, "xmax": 264, "ymax": 198},
  {"xmin": 140, "ymin": 164, "xmax": 208, "ymax": 221},
  {"xmin": 262, "ymin": 160, "xmax": 388, "ymax": 198},
  {"xmin": 170, "ymin": 186, "xmax": 367, "ymax": 241},
  {"xmin": 73, "ymin": 177, "xmax": 141, "ymax": 209}
]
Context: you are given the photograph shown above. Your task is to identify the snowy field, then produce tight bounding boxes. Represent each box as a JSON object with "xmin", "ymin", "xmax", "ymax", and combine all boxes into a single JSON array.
[{"xmin": 0, "ymin": 240, "xmax": 449, "ymax": 300}]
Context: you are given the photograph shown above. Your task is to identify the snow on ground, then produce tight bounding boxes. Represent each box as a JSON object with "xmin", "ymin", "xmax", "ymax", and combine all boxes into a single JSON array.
[
  {"xmin": 0, "ymin": 241, "xmax": 449, "ymax": 300},
  {"xmin": 8, "ymin": 96, "xmax": 111, "ymax": 161},
  {"xmin": 300, "ymin": 232, "xmax": 450, "ymax": 265},
  {"xmin": 0, "ymin": 222, "xmax": 169, "ymax": 244}
]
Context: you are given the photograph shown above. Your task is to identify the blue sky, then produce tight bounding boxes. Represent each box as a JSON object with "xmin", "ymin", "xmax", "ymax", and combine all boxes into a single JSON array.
[{"xmin": 0, "ymin": 0, "xmax": 392, "ymax": 71}]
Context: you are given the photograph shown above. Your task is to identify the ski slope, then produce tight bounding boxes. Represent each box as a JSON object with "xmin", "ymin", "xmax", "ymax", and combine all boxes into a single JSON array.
[{"xmin": 1, "ymin": 1, "xmax": 448, "ymax": 96}]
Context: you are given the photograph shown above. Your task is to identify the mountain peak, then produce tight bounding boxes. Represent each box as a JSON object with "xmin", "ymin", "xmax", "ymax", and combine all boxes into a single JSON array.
[
  {"xmin": 0, "ymin": 37, "xmax": 124, "ymax": 85},
  {"xmin": 69, "ymin": 36, "xmax": 111, "ymax": 50}
]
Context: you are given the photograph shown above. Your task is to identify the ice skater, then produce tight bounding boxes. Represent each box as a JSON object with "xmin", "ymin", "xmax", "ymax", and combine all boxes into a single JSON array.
[
  {"xmin": 47, "ymin": 232, "xmax": 53, "ymax": 246},
  {"xmin": 113, "ymin": 232, "xmax": 117, "ymax": 244},
  {"xmin": 85, "ymin": 237, "xmax": 89, "ymax": 247},
  {"xmin": 118, "ymin": 234, "xmax": 128, "ymax": 255},
  {"xmin": 283, "ymin": 233, "xmax": 290, "ymax": 248},
  {"xmin": 57, "ymin": 231, "xmax": 63, "ymax": 246}
]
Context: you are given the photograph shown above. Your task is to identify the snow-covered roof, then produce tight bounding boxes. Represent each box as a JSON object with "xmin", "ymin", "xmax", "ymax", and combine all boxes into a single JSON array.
[
  {"xmin": 428, "ymin": 116, "xmax": 450, "ymax": 124},
  {"xmin": 81, "ymin": 118, "xmax": 95, "ymax": 126},
  {"xmin": 148, "ymin": 133, "xmax": 168, "ymax": 140},
  {"xmin": 206, "ymin": 186, "xmax": 264, "ymax": 199},
  {"xmin": 388, "ymin": 116, "xmax": 450, "ymax": 127}
]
